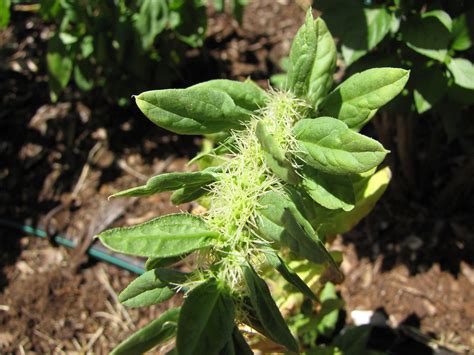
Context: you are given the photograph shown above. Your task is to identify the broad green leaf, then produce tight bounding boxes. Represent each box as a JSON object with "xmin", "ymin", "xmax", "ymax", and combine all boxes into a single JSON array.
[
  {"xmin": 287, "ymin": 11, "xmax": 336, "ymax": 106},
  {"xmin": 265, "ymin": 251, "xmax": 316, "ymax": 301},
  {"xmin": 341, "ymin": 8, "xmax": 392, "ymax": 66},
  {"xmin": 451, "ymin": 15, "xmax": 472, "ymax": 51},
  {"xmin": 301, "ymin": 166, "xmax": 355, "ymax": 211},
  {"xmin": 255, "ymin": 121, "xmax": 299, "ymax": 184},
  {"xmin": 412, "ymin": 65, "xmax": 447, "ymax": 114},
  {"xmin": 422, "ymin": 10, "xmax": 452, "ymax": 32},
  {"xmin": 293, "ymin": 118, "xmax": 387, "ymax": 175},
  {"xmin": 243, "ymin": 264, "xmax": 299, "ymax": 352},
  {"xmin": 110, "ymin": 168, "xmax": 218, "ymax": 198},
  {"xmin": 171, "ymin": 184, "xmax": 209, "ymax": 205},
  {"xmin": 256, "ymin": 190, "xmax": 342, "ymax": 282},
  {"xmin": 0, "ymin": 0, "xmax": 11, "ymax": 29},
  {"xmin": 176, "ymin": 279, "xmax": 235, "ymax": 355},
  {"xmin": 401, "ymin": 14, "xmax": 450, "ymax": 62},
  {"xmin": 145, "ymin": 256, "xmax": 183, "ymax": 271},
  {"xmin": 97, "ymin": 214, "xmax": 219, "ymax": 258},
  {"xmin": 316, "ymin": 282, "xmax": 342, "ymax": 336},
  {"xmin": 47, "ymin": 33, "xmax": 73, "ymax": 101},
  {"xmin": 447, "ymin": 58, "xmax": 474, "ymax": 90},
  {"xmin": 318, "ymin": 166, "xmax": 391, "ymax": 235},
  {"xmin": 135, "ymin": 87, "xmax": 251, "ymax": 135},
  {"xmin": 318, "ymin": 1, "xmax": 391, "ymax": 66},
  {"xmin": 319, "ymin": 68, "xmax": 409, "ymax": 129},
  {"xmin": 191, "ymin": 79, "xmax": 267, "ymax": 112},
  {"xmin": 111, "ymin": 307, "xmax": 180, "ymax": 355},
  {"xmin": 118, "ymin": 268, "xmax": 187, "ymax": 308}
]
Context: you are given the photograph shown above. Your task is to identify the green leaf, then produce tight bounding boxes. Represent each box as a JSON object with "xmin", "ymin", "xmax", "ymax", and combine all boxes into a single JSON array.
[
  {"xmin": 145, "ymin": 256, "xmax": 183, "ymax": 271},
  {"xmin": 270, "ymin": 73, "xmax": 287, "ymax": 89},
  {"xmin": 243, "ymin": 264, "xmax": 299, "ymax": 352},
  {"xmin": 318, "ymin": 1, "xmax": 391, "ymax": 66},
  {"xmin": 110, "ymin": 168, "xmax": 218, "ymax": 198},
  {"xmin": 447, "ymin": 58, "xmax": 474, "ymax": 90},
  {"xmin": 341, "ymin": 8, "xmax": 392, "ymax": 66},
  {"xmin": 301, "ymin": 166, "xmax": 355, "ymax": 211},
  {"xmin": 134, "ymin": 0, "xmax": 168, "ymax": 49},
  {"xmin": 317, "ymin": 166, "xmax": 391, "ymax": 235},
  {"xmin": 176, "ymin": 279, "xmax": 235, "ymax": 355},
  {"xmin": 191, "ymin": 79, "xmax": 268, "ymax": 112},
  {"xmin": 135, "ymin": 87, "xmax": 251, "ymax": 135},
  {"xmin": 412, "ymin": 65, "xmax": 448, "ymax": 114},
  {"xmin": 47, "ymin": 33, "xmax": 74, "ymax": 101},
  {"xmin": 97, "ymin": 214, "xmax": 219, "ymax": 258},
  {"xmin": 255, "ymin": 121, "xmax": 299, "ymax": 184},
  {"xmin": 256, "ymin": 190, "xmax": 342, "ymax": 282},
  {"xmin": 230, "ymin": 327, "xmax": 253, "ymax": 355},
  {"xmin": 73, "ymin": 60, "xmax": 94, "ymax": 92},
  {"xmin": 171, "ymin": 184, "xmax": 209, "ymax": 205},
  {"xmin": 287, "ymin": 11, "xmax": 337, "ymax": 106},
  {"xmin": 422, "ymin": 10, "xmax": 452, "ymax": 32},
  {"xmin": 118, "ymin": 268, "xmax": 185, "ymax": 308},
  {"xmin": 265, "ymin": 251, "xmax": 316, "ymax": 301},
  {"xmin": 319, "ymin": 68, "xmax": 410, "ymax": 129},
  {"xmin": 293, "ymin": 117, "xmax": 387, "ymax": 175},
  {"xmin": 0, "ymin": 0, "xmax": 11, "ymax": 29},
  {"xmin": 451, "ymin": 15, "xmax": 472, "ymax": 51},
  {"xmin": 401, "ymin": 14, "xmax": 450, "ymax": 62},
  {"xmin": 111, "ymin": 307, "xmax": 180, "ymax": 355}
]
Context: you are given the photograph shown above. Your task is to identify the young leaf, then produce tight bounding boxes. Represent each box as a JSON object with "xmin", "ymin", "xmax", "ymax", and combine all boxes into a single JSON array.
[
  {"xmin": 176, "ymin": 279, "xmax": 235, "ymax": 355},
  {"xmin": 110, "ymin": 168, "xmax": 218, "ymax": 198},
  {"xmin": 287, "ymin": 10, "xmax": 337, "ymax": 106},
  {"xmin": 191, "ymin": 79, "xmax": 268, "ymax": 112},
  {"xmin": 255, "ymin": 121, "xmax": 299, "ymax": 184},
  {"xmin": 145, "ymin": 256, "xmax": 183, "ymax": 271},
  {"xmin": 170, "ymin": 184, "xmax": 209, "ymax": 205},
  {"xmin": 256, "ymin": 190, "xmax": 343, "ymax": 282},
  {"xmin": 319, "ymin": 68, "xmax": 409, "ymax": 129},
  {"xmin": 243, "ymin": 264, "xmax": 299, "ymax": 352},
  {"xmin": 111, "ymin": 307, "xmax": 180, "ymax": 355},
  {"xmin": 97, "ymin": 214, "xmax": 219, "ymax": 258},
  {"xmin": 135, "ymin": 87, "xmax": 251, "ymax": 135},
  {"xmin": 118, "ymin": 269, "xmax": 182, "ymax": 308},
  {"xmin": 300, "ymin": 166, "xmax": 355, "ymax": 211},
  {"xmin": 265, "ymin": 251, "xmax": 317, "ymax": 301},
  {"xmin": 447, "ymin": 58, "xmax": 474, "ymax": 90},
  {"xmin": 293, "ymin": 117, "xmax": 387, "ymax": 175}
]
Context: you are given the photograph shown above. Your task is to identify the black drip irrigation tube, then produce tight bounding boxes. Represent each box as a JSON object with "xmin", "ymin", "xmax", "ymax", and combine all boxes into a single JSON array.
[{"xmin": 0, "ymin": 218, "xmax": 144, "ymax": 274}]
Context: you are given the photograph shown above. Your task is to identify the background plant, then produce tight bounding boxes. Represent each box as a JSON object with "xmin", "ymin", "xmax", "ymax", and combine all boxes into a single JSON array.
[
  {"xmin": 97, "ymin": 10, "xmax": 409, "ymax": 354},
  {"xmin": 314, "ymin": 0, "xmax": 474, "ymax": 195},
  {"xmin": 2, "ymin": 0, "xmax": 248, "ymax": 105}
]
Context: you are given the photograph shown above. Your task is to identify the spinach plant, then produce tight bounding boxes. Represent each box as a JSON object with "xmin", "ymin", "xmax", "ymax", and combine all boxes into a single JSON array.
[{"xmin": 98, "ymin": 10, "xmax": 409, "ymax": 354}]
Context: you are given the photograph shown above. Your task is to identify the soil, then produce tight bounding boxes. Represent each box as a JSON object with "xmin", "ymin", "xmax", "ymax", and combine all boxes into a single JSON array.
[{"xmin": 1, "ymin": 0, "xmax": 473, "ymax": 353}]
